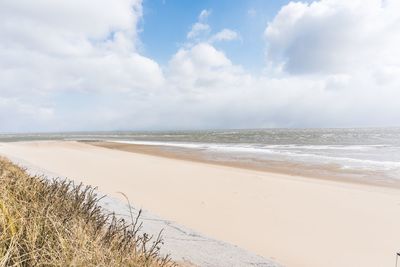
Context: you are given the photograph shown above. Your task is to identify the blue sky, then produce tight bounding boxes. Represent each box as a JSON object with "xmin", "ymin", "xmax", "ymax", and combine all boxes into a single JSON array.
[{"xmin": 140, "ymin": 0, "xmax": 293, "ymax": 71}]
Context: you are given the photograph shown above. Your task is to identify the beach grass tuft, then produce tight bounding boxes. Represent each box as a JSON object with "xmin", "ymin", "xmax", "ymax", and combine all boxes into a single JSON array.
[{"xmin": 0, "ymin": 157, "xmax": 175, "ymax": 266}]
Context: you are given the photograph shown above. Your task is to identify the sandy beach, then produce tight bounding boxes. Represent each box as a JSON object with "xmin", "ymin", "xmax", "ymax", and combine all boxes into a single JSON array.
[{"xmin": 1, "ymin": 140, "xmax": 400, "ymax": 267}]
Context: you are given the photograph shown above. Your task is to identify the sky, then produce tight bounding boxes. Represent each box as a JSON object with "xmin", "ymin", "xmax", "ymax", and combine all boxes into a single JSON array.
[{"xmin": 1, "ymin": 0, "xmax": 400, "ymax": 132}]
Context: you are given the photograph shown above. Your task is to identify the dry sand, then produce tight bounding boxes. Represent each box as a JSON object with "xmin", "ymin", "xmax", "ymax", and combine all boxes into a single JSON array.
[{"xmin": 1, "ymin": 140, "xmax": 400, "ymax": 267}]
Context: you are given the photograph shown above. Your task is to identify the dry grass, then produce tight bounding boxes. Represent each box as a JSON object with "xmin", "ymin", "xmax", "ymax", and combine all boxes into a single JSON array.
[{"xmin": 0, "ymin": 157, "xmax": 175, "ymax": 267}]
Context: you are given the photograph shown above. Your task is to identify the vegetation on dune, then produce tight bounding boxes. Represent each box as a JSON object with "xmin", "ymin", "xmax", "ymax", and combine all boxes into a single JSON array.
[{"xmin": 0, "ymin": 158, "xmax": 175, "ymax": 267}]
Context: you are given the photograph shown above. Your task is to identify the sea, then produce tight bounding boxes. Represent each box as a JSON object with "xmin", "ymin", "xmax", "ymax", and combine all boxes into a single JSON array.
[{"xmin": 1, "ymin": 128, "xmax": 400, "ymax": 183}]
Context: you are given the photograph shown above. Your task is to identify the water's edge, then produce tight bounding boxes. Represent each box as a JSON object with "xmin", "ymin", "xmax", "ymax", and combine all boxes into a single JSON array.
[{"xmin": 2, "ymin": 128, "xmax": 400, "ymax": 183}]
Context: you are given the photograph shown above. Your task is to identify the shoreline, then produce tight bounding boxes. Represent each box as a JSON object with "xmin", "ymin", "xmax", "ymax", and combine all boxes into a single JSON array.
[
  {"xmin": 1, "ymin": 140, "xmax": 400, "ymax": 267},
  {"xmin": 86, "ymin": 141, "xmax": 400, "ymax": 190}
]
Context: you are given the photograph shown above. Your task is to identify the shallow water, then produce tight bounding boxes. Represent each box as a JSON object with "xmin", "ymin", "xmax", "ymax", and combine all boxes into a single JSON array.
[{"xmin": 2, "ymin": 128, "xmax": 400, "ymax": 181}]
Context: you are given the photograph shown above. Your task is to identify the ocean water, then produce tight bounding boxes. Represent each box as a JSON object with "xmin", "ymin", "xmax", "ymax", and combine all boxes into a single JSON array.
[{"xmin": 1, "ymin": 128, "xmax": 400, "ymax": 181}]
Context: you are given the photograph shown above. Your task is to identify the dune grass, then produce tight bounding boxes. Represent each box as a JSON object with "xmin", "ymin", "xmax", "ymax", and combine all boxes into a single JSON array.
[{"xmin": 0, "ymin": 157, "xmax": 175, "ymax": 266}]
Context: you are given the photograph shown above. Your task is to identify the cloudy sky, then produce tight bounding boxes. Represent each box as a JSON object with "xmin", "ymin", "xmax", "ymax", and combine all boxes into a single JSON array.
[{"xmin": 1, "ymin": 0, "xmax": 400, "ymax": 132}]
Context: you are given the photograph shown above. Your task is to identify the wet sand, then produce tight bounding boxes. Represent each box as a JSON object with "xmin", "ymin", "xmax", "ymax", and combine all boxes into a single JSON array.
[{"xmin": 88, "ymin": 141, "xmax": 400, "ymax": 189}]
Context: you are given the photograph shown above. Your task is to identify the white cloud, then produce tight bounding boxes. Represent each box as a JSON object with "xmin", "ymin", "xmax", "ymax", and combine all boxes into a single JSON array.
[
  {"xmin": 0, "ymin": 0, "xmax": 143, "ymax": 52},
  {"xmin": 161, "ymin": 0, "xmax": 400, "ymax": 129},
  {"xmin": 0, "ymin": 0, "xmax": 164, "ymax": 96},
  {"xmin": 187, "ymin": 22, "xmax": 210, "ymax": 39},
  {"xmin": 167, "ymin": 43, "xmax": 246, "ymax": 91},
  {"xmin": 186, "ymin": 10, "xmax": 238, "ymax": 44},
  {"xmin": 209, "ymin": 29, "xmax": 239, "ymax": 43},
  {"xmin": 0, "ymin": 96, "xmax": 54, "ymax": 132},
  {"xmin": 198, "ymin": 9, "xmax": 212, "ymax": 22},
  {"xmin": 186, "ymin": 10, "xmax": 212, "ymax": 40},
  {"xmin": 0, "ymin": 0, "xmax": 166, "ymax": 131},
  {"xmin": 1, "ymin": 0, "xmax": 400, "ymax": 132},
  {"xmin": 264, "ymin": 0, "xmax": 400, "ymax": 75}
]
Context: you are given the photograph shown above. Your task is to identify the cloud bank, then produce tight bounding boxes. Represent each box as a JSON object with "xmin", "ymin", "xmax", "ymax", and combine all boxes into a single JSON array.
[{"xmin": 1, "ymin": 0, "xmax": 400, "ymax": 132}]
